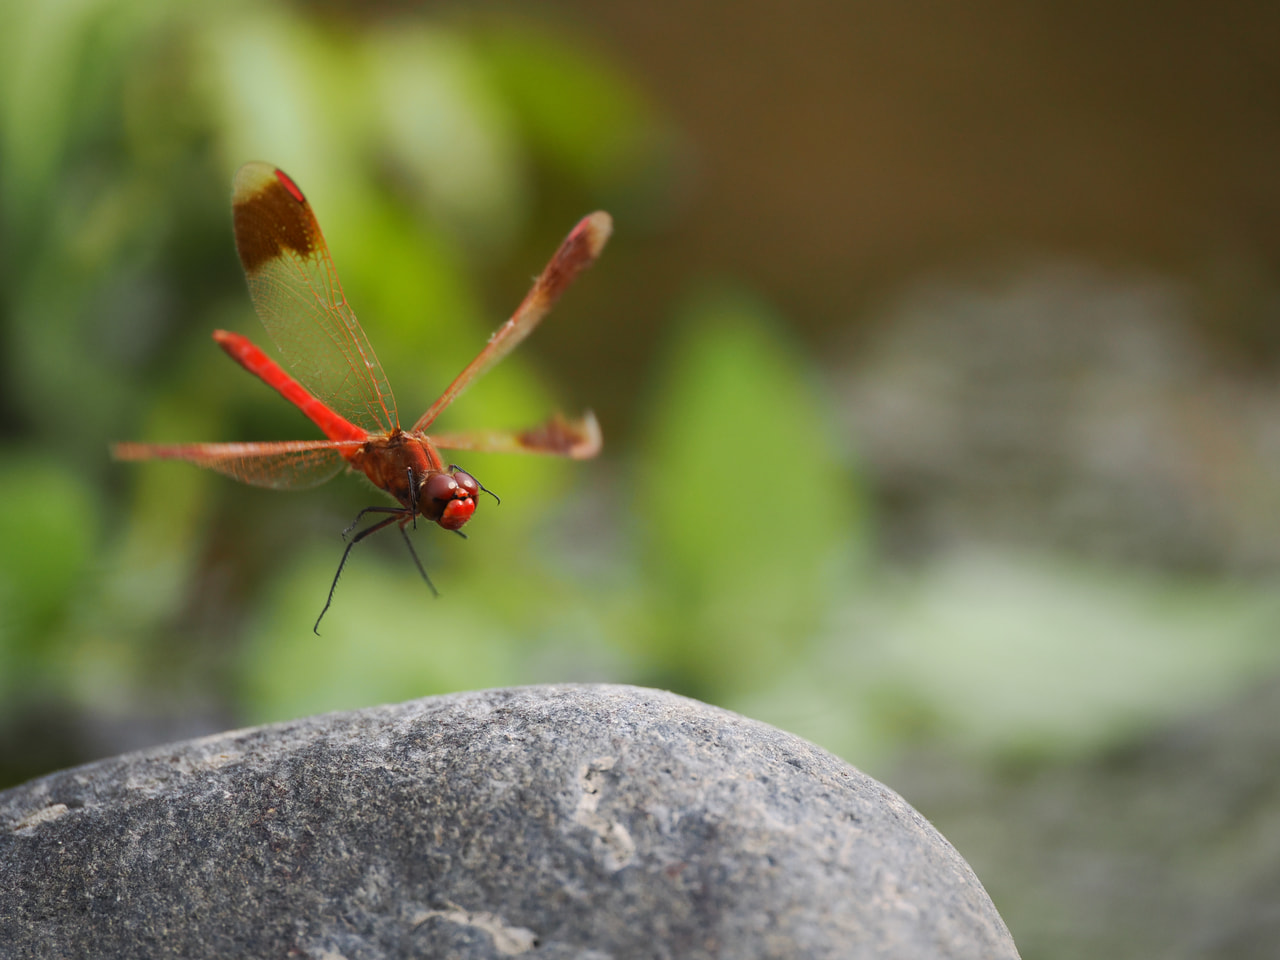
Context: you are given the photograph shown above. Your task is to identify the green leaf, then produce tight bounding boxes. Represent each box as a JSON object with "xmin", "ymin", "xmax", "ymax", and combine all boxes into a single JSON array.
[
  {"xmin": 477, "ymin": 23, "xmax": 664, "ymax": 196},
  {"xmin": 635, "ymin": 289, "xmax": 863, "ymax": 698},
  {"xmin": 0, "ymin": 453, "xmax": 98, "ymax": 688}
]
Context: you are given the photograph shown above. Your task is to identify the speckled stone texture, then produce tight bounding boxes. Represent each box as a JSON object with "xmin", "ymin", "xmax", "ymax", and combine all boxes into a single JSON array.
[{"xmin": 0, "ymin": 684, "xmax": 1018, "ymax": 959}]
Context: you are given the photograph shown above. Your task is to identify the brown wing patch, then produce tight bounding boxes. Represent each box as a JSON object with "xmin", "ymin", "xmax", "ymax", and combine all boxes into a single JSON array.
[
  {"xmin": 516, "ymin": 411, "xmax": 602, "ymax": 458},
  {"xmin": 538, "ymin": 211, "xmax": 613, "ymax": 304},
  {"xmin": 426, "ymin": 411, "xmax": 602, "ymax": 459},
  {"xmin": 227, "ymin": 162, "xmax": 399, "ymax": 434},
  {"xmin": 233, "ymin": 163, "xmax": 316, "ymax": 274}
]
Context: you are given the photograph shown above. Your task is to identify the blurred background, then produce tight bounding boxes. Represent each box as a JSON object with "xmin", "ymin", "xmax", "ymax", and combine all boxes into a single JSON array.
[{"xmin": 2, "ymin": 0, "xmax": 1279, "ymax": 955}]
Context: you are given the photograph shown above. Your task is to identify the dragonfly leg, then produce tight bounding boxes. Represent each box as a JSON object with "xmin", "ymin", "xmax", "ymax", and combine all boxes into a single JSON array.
[
  {"xmin": 315, "ymin": 511, "xmax": 403, "ymax": 634},
  {"xmin": 342, "ymin": 505, "xmax": 402, "ymax": 540},
  {"xmin": 398, "ymin": 518, "xmax": 439, "ymax": 597}
]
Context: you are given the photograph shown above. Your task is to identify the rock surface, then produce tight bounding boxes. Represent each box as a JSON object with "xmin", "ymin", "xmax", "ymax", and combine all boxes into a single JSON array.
[{"xmin": 0, "ymin": 684, "xmax": 1018, "ymax": 959}]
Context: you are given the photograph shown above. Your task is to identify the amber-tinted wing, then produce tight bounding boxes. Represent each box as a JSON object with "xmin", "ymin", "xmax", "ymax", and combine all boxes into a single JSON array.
[
  {"xmin": 411, "ymin": 212, "xmax": 612, "ymax": 433},
  {"xmin": 426, "ymin": 411, "xmax": 602, "ymax": 459},
  {"xmin": 111, "ymin": 439, "xmax": 365, "ymax": 490},
  {"xmin": 232, "ymin": 162, "xmax": 398, "ymax": 434}
]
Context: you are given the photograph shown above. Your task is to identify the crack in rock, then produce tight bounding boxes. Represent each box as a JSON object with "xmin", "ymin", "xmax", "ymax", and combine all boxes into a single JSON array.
[
  {"xmin": 12, "ymin": 804, "xmax": 69, "ymax": 832},
  {"xmin": 411, "ymin": 902, "xmax": 538, "ymax": 955},
  {"xmin": 573, "ymin": 756, "xmax": 636, "ymax": 872}
]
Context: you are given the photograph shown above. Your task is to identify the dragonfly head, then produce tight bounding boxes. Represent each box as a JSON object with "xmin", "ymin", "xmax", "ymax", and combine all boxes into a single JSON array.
[{"xmin": 422, "ymin": 469, "xmax": 480, "ymax": 530}]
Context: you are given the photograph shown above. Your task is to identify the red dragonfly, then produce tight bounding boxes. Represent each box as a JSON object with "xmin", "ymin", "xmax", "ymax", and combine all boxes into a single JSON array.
[{"xmin": 114, "ymin": 162, "xmax": 609, "ymax": 631}]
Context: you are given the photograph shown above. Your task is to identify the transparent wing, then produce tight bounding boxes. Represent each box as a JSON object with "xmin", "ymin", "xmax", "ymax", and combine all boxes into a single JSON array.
[
  {"xmin": 411, "ymin": 212, "xmax": 612, "ymax": 433},
  {"xmin": 426, "ymin": 411, "xmax": 601, "ymax": 459},
  {"xmin": 232, "ymin": 162, "xmax": 398, "ymax": 434},
  {"xmin": 111, "ymin": 439, "xmax": 366, "ymax": 490}
]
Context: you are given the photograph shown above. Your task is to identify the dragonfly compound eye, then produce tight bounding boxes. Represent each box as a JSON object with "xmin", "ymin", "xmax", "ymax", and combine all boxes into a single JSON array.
[
  {"xmin": 423, "ymin": 472, "xmax": 459, "ymax": 503},
  {"xmin": 452, "ymin": 471, "xmax": 480, "ymax": 499}
]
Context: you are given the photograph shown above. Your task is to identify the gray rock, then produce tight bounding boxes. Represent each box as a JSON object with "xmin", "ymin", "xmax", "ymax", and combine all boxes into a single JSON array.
[{"xmin": 0, "ymin": 684, "xmax": 1018, "ymax": 959}]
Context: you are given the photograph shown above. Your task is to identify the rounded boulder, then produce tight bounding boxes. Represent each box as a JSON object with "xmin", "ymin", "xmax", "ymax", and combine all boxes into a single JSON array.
[{"xmin": 0, "ymin": 684, "xmax": 1019, "ymax": 958}]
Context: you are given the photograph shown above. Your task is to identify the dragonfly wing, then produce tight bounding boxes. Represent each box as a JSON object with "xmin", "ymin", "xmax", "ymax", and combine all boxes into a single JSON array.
[
  {"xmin": 411, "ymin": 212, "xmax": 612, "ymax": 433},
  {"xmin": 111, "ymin": 439, "xmax": 365, "ymax": 490},
  {"xmin": 426, "ymin": 411, "xmax": 601, "ymax": 459},
  {"xmin": 232, "ymin": 162, "xmax": 398, "ymax": 434}
]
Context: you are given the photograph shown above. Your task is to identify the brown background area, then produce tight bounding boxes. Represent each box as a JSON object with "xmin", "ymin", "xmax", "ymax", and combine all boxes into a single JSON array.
[{"xmin": 525, "ymin": 0, "xmax": 1280, "ymax": 414}]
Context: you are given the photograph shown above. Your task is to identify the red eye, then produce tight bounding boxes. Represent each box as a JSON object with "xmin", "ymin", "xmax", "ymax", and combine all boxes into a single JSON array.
[
  {"xmin": 453, "ymin": 471, "xmax": 480, "ymax": 498},
  {"xmin": 424, "ymin": 472, "xmax": 458, "ymax": 502}
]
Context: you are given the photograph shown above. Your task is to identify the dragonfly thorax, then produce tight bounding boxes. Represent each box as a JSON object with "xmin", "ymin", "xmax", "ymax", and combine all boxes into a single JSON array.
[{"xmin": 421, "ymin": 469, "xmax": 480, "ymax": 530}]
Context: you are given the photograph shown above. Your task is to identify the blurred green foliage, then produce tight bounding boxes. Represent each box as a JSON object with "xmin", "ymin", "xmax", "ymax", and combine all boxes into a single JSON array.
[
  {"xmin": 0, "ymin": 0, "xmax": 679, "ymax": 770},
  {"xmin": 2, "ymin": 0, "xmax": 1278, "ymax": 804},
  {"xmin": 633, "ymin": 290, "xmax": 861, "ymax": 699}
]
